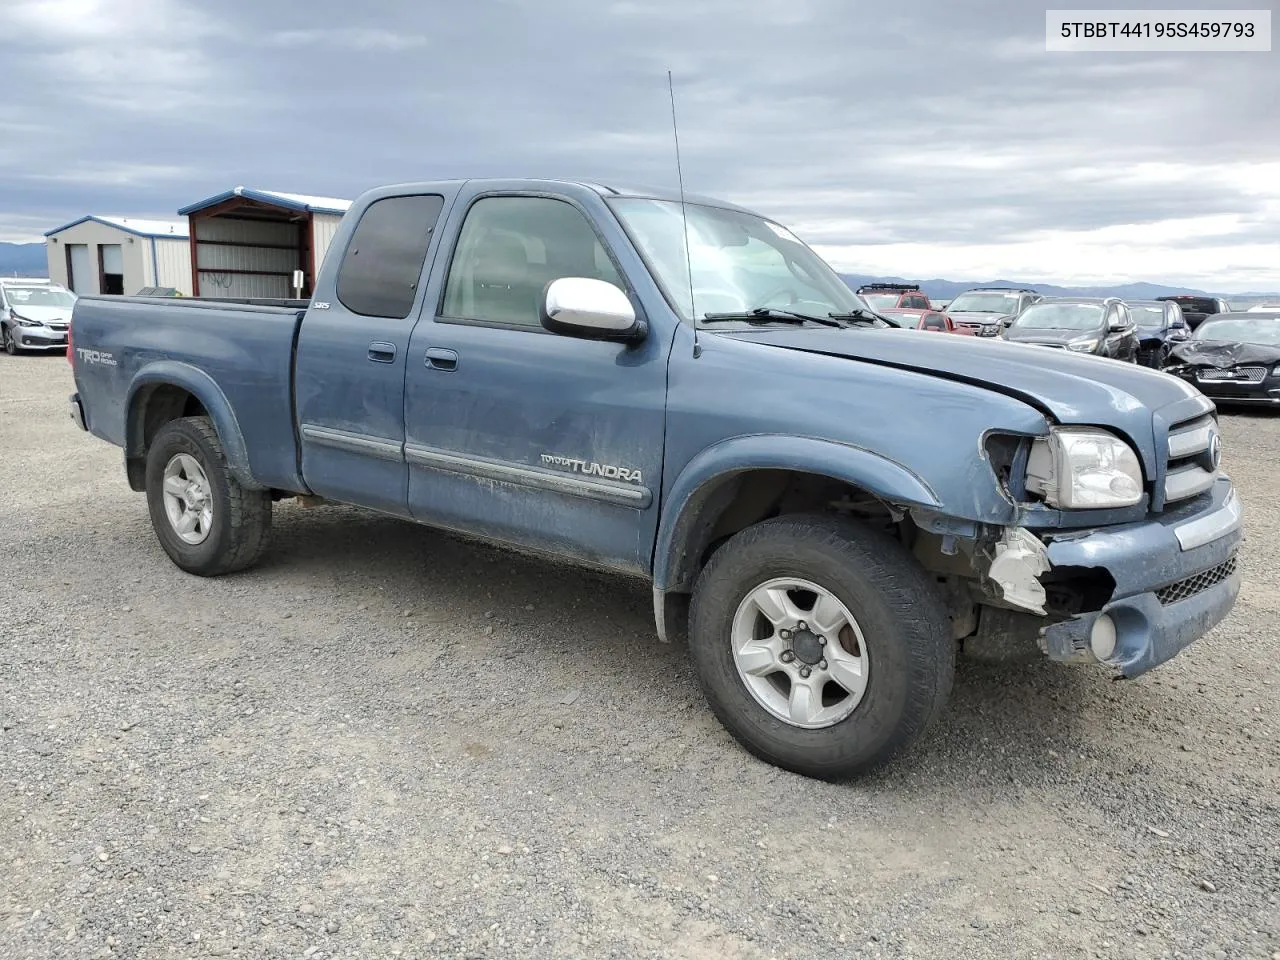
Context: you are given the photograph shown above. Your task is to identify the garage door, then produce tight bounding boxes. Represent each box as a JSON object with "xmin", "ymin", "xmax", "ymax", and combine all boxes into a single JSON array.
[
  {"xmin": 99, "ymin": 244, "xmax": 124, "ymax": 295},
  {"xmin": 67, "ymin": 244, "xmax": 93, "ymax": 294}
]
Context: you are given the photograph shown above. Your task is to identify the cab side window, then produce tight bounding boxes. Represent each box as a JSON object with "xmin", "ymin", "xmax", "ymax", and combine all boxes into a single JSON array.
[{"xmin": 441, "ymin": 196, "xmax": 623, "ymax": 329}]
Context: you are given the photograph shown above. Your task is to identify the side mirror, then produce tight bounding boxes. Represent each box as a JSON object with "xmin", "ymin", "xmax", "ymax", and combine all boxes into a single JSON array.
[
  {"xmin": 1000, "ymin": 316, "xmax": 1014, "ymax": 327},
  {"xmin": 540, "ymin": 277, "xmax": 646, "ymax": 343}
]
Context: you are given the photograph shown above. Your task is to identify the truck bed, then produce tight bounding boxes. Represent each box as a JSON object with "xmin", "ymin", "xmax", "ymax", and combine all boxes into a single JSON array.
[{"xmin": 71, "ymin": 296, "xmax": 308, "ymax": 493}]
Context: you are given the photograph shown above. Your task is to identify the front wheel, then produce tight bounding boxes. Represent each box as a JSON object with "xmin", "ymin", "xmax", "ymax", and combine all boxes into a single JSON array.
[
  {"xmin": 144, "ymin": 416, "xmax": 271, "ymax": 576},
  {"xmin": 688, "ymin": 515, "xmax": 953, "ymax": 780},
  {"xmin": 2, "ymin": 325, "xmax": 18, "ymax": 355}
]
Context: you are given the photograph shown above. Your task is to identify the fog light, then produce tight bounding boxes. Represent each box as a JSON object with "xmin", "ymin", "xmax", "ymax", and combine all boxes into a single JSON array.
[{"xmin": 1090, "ymin": 614, "xmax": 1117, "ymax": 661}]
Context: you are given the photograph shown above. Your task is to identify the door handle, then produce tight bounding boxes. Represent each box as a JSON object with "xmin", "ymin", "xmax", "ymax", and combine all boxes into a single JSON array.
[
  {"xmin": 368, "ymin": 341, "xmax": 397, "ymax": 363},
  {"xmin": 424, "ymin": 347, "xmax": 459, "ymax": 372}
]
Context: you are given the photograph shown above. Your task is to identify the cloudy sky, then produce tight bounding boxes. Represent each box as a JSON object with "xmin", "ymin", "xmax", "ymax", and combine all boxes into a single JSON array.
[{"xmin": 3, "ymin": 0, "xmax": 1278, "ymax": 290}]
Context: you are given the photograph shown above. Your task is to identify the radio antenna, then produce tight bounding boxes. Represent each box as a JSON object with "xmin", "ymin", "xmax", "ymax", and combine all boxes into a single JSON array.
[{"xmin": 668, "ymin": 70, "xmax": 700, "ymax": 359}]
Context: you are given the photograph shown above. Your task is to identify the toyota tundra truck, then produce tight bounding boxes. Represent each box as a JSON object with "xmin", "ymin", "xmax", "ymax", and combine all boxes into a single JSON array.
[{"xmin": 67, "ymin": 179, "xmax": 1243, "ymax": 780}]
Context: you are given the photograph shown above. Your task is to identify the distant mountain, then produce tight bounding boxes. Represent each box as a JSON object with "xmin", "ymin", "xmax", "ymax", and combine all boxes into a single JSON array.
[
  {"xmin": 0, "ymin": 243, "xmax": 47, "ymax": 278},
  {"xmin": 839, "ymin": 274, "xmax": 1277, "ymax": 304}
]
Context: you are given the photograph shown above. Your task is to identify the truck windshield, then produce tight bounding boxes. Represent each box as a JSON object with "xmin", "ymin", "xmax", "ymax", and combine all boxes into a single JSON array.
[
  {"xmin": 860, "ymin": 293, "xmax": 901, "ymax": 309},
  {"xmin": 947, "ymin": 292, "xmax": 1022, "ymax": 313},
  {"xmin": 609, "ymin": 198, "xmax": 863, "ymax": 323}
]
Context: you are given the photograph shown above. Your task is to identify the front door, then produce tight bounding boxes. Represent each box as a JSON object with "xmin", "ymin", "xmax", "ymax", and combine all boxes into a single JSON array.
[
  {"xmin": 403, "ymin": 191, "xmax": 670, "ymax": 574},
  {"xmin": 294, "ymin": 193, "xmax": 446, "ymax": 516}
]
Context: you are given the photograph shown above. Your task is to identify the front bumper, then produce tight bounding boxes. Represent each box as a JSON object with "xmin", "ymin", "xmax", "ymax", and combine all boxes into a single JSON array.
[
  {"xmin": 12, "ymin": 325, "xmax": 69, "ymax": 350},
  {"xmin": 1171, "ymin": 370, "xmax": 1280, "ymax": 405},
  {"xmin": 1037, "ymin": 477, "xmax": 1242, "ymax": 677}
]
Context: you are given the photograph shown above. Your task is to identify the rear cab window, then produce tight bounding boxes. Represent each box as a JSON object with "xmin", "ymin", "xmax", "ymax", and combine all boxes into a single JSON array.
[{"xmin": 336, "ymin": 195, "xmax": 445, "ymax": 319}]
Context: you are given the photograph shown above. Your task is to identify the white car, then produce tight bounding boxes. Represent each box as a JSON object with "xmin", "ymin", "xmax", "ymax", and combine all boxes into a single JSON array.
[
  {"xmin": 1246, "ymin": 303, "xmax": 1280, "ymax": 313},
  {"xmin": 0, "ymin": 279, "xmax": 77, "ymax": 355}
]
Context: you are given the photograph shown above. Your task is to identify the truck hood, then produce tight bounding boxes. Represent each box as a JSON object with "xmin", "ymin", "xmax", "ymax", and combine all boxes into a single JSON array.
[{"xmin": 721, "ymin": 327, "xmax": 1210, "ymax": 466}]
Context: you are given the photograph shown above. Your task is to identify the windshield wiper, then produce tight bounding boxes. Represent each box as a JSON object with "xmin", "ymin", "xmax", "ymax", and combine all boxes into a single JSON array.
[
  {"xmin": 701, "ymin": 308, "xmax": 847, "ymax": 328},
  {"xmin": 828, "ymin": 307, "xmax": 895, "ymax": 327}
]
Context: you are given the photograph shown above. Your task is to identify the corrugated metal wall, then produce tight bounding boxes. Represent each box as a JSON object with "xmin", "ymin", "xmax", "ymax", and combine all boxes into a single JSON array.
[
  {"xmin": 192, "ymin": 217, "xmax": 301, "ymax": 299},
  {"xmin": 311, "ymin": 213, "xmax": 345, "ymax": 273},
  {"xmin": 152, "ymin": 238, "xmax": 193, "ymax": 294}
]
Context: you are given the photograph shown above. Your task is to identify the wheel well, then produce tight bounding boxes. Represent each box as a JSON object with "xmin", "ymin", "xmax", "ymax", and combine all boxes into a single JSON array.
[
  {"xmin": 125, "ymin": 385, "xmax": 208, "ymax": 491},
  {"xmin": 663, "ymin": 469, "xmax": 904, "ymax": 594}
]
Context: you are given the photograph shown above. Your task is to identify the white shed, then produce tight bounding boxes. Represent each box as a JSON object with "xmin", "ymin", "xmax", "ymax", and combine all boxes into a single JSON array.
[
  {"xmin": 44, "ymin": 216, "xmax": 192, "ymax": 296},
  {"xmin": 177, "ymin": 187, "xmax": 351, "ymax": 299}
]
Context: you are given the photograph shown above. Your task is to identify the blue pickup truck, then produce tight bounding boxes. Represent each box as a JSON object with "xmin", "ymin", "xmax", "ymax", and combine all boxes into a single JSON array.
[{"xmin": 69, "ymin": 179, "xmax": 1243, "ymax": 779}]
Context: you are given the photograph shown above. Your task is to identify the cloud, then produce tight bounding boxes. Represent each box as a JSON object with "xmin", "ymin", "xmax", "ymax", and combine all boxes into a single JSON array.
[
  {"xmin": 0, "ymin": 0, "xmax": 1277, "ymax": 291},
  {"xmin": 264, "ymin": 28, "xmax": 428, "ymax": 51}
]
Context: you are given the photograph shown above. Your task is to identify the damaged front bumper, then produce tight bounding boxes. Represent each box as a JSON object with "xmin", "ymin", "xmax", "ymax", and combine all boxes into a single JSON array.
[{"xmin": 1036, "ymin": 477, "xmax": 1242, "ymax": 677}]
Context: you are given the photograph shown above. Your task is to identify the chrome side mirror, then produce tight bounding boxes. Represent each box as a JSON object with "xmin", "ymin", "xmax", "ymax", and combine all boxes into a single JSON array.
[{"xmin": 540, "ymin": 277, "xmax": 646, "ymax": 342}]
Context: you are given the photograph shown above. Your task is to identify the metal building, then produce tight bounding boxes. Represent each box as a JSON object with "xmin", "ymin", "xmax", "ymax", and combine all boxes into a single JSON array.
[
  {"xmin": 43, "ymin": 216, "xmax": 192, "ymax": 296},
  {"xmin": 177, "ymin": 187, "xmax": 351, "ymax": 299}
]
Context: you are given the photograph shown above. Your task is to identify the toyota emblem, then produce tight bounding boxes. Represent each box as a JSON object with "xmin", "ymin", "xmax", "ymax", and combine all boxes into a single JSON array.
[{"xmin": 1209, "ymin": 432, "xmax": 1222, "ymax": 470}]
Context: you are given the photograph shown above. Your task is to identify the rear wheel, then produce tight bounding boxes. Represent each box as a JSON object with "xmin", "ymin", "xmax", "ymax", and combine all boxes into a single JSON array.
[
  {"xmin": 688, "ymin": 515, "xmax": 953, "ymax": 780},
  {"xmin": 145, "ymin": 416, "xmax": 271, "ymax": 575}
]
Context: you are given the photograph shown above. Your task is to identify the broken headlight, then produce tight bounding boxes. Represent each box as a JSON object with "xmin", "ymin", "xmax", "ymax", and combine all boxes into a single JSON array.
[{"xmin": 1025, "ymin": 428, "xmax": 1143, "ymax": 509}]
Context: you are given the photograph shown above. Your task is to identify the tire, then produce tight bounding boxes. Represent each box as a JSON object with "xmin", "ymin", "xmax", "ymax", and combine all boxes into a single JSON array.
[
  {"xmin": 144, "ymin": 416, "xmax": 271, "ymax": 576},
  {"xmin": 2, "ymin": 325, "xmax": 18, "ymax": 355},
  {"xmin": 688, "ymin": 514, "xmax": 953, "ymax": 780}
]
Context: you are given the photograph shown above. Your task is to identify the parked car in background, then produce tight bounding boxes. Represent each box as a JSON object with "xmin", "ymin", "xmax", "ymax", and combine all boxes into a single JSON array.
[
  {"xmin": 1154, "ymin": 295, "xmax": 1230, "ymax": 331},
  {"xmin": 1166, "ymin": 312, "xmax": 1280, "ymax": 407},
  {"xmin": 1245, "ymin": 302, "xmax": 1280, "ymax": 313},
  {"xmin": 1126, "ymin": 299, "xmax": 1190, "ymax": 367},
  {"xmin": 855, "ymin": 283, "xmax": 932, "ymax": 311},
  {"xmin": 1002, "ymin": 297, "xmax": 1138, "ymax": 361},
  {"xmin": 946, "ymin": 287, "xmax": 1041, "ymax": 337},
  {"xmin": 1, "ymin": 278, "xmax": 76, "ymax": 355},
  {"xmin": 877, "ymin": 308, "xmax": 956, "ymax": 333},
  {"xmin": 66, "ymin": 177, "xmax": 1242, "ymax": 780}
]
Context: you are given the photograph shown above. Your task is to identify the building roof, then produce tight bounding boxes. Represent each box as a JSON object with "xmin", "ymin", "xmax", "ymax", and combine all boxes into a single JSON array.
[
  {"xmin": 44, "ymin": 215, "xmax": 190, "ymax": 240},
  {"xmin": 177, "ymin": 186, "xmax": 352, "ymax": 217}
]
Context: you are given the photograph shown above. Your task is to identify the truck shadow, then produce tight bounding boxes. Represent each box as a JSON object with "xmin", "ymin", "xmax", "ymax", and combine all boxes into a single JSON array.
[{"xmin": 257, "ymin": 503, "xmax": 1131, "ymax": 794}]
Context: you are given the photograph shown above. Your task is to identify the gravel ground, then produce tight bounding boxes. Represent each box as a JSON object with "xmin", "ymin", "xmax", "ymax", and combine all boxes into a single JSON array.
[{"xmin": 1, "ymin": 353, "xmax": 1277, "ymax": 960}]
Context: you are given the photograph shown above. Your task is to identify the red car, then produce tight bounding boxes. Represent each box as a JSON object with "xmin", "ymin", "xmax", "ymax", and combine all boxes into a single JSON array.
[
  {"xmin": 880, "ymin": 308, "xmax": 957, "ymax": 334},
  {"xmin": 856, "ymin": 282, "xmax": 933, "ymax": 312}
]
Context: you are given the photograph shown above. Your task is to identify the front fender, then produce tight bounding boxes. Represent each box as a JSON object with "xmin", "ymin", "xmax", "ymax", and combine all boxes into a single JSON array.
[
  {"xmin": 126, "ymin": 361, "xmax": 260, "ymax": 490},
  {"xmin": 652, "ymin": 434, "xmax": 943, "ymax": 591}
]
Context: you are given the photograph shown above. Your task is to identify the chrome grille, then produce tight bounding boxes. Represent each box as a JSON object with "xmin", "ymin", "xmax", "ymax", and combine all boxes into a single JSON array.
[
  {"xmin": 1155, "ymin": 555, "xmax": 1237, "ymax": 605},
  {"xmin": 1198, "ymin": 366, "xmax": 1265, "ymax": 383},
  {"xmin": 1164, "ymin": 415, "xmax": 1219, "ymax": 505}
]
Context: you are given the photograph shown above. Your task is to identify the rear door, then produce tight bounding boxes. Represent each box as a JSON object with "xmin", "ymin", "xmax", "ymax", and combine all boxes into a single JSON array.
[
  {"xmin": 294, "ymin": 193, "xmax": 448, "ymax": 516},
  {"xmin": 401, "ymin": 187, "xmax": 670, "ymax": 575}
]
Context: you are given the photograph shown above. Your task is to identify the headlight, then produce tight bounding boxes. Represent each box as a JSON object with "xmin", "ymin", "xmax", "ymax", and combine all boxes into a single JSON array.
[
  {"xmin": 1025, "ymin": 428, "xmax": 1144, "ymax": 508},
  {"xmin": 11, "ymin": 313, "xmax": 40, "ymax": 327},
  {"xmin": 1067, "ymin": 338, "xmax": 1098, "ymax": 352}
]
